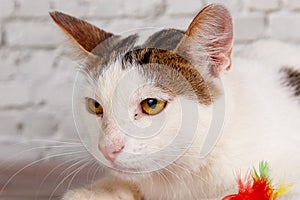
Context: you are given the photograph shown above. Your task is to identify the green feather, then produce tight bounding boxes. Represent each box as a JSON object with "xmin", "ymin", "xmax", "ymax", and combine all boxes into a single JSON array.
[{"xmin": 253, "ymin": 161, "xmax": 272, "ymax": 184}]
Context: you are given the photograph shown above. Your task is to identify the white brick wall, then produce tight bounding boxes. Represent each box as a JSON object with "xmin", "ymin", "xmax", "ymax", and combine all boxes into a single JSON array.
[
  {"xmin": 166, "ymin": 0, "xmax": 204, "ymax": 15},
  {"xmin": 0, "ymin": 83, "xmax": 31, "ymax": 107},
  {"xmin": 5, "ymin": 20, "xmax": 61, "ymax": 47},
  {"xmin": 234, "ymin": 13, "xmax": 265, "ymax": 42},
  {"xmin": 0, "ymin": 0, "xmax": 300, "ymax": 162},
  {"xmin": 0, "ymin": 0, "xmax": 15, "ymax": 18},
  {"xmin": 286, "ymin": 0, "xmax": 300, "ymax": 10},
  {"xmin": 247, "ymin": 0, "xmax": 281, "ymax": 12},
  {"xmin": 15, "ymin": 0, "xmax": 52, "ymax": 17},
  {"xmin": 269, "ymin": 12, "xmax": 300, "ymax": 42}
]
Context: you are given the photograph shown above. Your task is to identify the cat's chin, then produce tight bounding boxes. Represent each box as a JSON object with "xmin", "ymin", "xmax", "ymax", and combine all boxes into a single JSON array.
[
  {"xmin": 107, "ymin": 167, "xmax": 151, "ymax": 182},
  {"xmin": 101, "ymin": 162, "xmax": 141, "ymax": 174},
  {"xmin": 100, "ymin": 163, "xmax": 155, "ymax": 181}
]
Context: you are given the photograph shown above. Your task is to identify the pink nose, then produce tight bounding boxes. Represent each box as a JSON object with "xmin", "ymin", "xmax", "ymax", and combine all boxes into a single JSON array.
[{"xmin": 98, "ymin": 144, "xmax": 124, "ymax": 161}]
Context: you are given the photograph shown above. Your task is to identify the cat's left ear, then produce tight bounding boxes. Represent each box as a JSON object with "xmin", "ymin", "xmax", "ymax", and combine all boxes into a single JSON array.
[
  {"xmin": 176, "ymin": 4, "xmax": 233, "ymax": 77},
  {"xmin": 49, "ymin": 11, "xmax": 114, "ymax": 53}
]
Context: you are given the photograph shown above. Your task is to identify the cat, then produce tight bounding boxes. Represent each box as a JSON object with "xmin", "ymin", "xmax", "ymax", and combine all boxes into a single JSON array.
[{"xmin": 50, "ymin": 4, "xmax": 300, "ymax": 200}]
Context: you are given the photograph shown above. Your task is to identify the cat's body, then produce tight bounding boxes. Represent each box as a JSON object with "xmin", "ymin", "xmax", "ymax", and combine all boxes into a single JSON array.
[
  {"xmin": 219, "ymin": 40, "xmax": 300, "ymax": 192},
  {"xmin": 50, "ymin": 4, "xmax": 300, "ymax": 200}
]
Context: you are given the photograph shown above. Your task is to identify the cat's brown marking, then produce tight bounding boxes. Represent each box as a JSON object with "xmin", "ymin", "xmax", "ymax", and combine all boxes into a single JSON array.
[
  {"xmin": 281, "ymin": 67, "xmax": 300, "ymax": 98},
  {"xmin": 124, "ymin": 48, "xmax": 215, "ymax": 105},
  {"xmin": 49, "ymin": 11, "xmax": 113, "ymax": 53}
]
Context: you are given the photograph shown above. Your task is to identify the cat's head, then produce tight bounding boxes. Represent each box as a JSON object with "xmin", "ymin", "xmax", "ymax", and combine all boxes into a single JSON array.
[{"xmin": 50, "ymin": 4, "xmax": 233, "ymax": 176}]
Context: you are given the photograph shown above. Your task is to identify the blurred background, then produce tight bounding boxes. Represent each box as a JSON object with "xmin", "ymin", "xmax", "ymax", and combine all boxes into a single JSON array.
[{"xmin": 0, "ymin": 0, "xmax": 299, "ymax": 199}]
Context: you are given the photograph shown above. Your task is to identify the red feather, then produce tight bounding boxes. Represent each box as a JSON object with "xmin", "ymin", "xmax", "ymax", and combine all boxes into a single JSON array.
[
  {"xmin": 222, "ymin": 177, "xmax": 274, "ymax": 200},
  {"xmin": 222, "ymin": 162, "xmax": 287, "ymax": 200}
]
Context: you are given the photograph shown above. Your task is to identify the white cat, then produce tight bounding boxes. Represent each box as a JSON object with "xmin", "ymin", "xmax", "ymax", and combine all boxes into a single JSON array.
[{"xmin": 50, "ymin": 4, "xmax": 300, "ymax": 200}]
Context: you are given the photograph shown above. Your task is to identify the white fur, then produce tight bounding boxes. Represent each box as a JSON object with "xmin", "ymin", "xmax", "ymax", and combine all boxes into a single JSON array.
[
  {"xmin": 69, "ymin": 40, "xmax": 300, "ymax": 200},
  {"xmin": 219, "ymin": 40, "xmax": 300, "ymax": 191}
]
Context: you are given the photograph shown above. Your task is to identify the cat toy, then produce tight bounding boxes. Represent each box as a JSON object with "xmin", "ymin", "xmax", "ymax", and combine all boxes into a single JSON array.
[{"xmin": 222, "ymin": 161, "xmax": 289, "ymax": 200}]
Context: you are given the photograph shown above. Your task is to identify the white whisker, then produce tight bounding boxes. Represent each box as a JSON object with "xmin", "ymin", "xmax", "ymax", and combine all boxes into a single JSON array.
[
  {"xmin": 0, "ymin": 150, "xmax": 86, "ymax": 195},
  {"xmin": 49, "ymin": 160, "xmax": 92, "ymax": 200},
  {"xmin": 34, "ymin": 155, "xmax": 89, "ymax": 199}
]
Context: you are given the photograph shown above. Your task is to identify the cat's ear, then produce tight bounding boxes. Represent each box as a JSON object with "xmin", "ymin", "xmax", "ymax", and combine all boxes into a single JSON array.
[
  {"xmin": 49, "ymin": 11, "xmax": 114, "ymax": 53},
  {"xmin": 176, "ymin": 4, "xmax": 233, "ymax": 77}
]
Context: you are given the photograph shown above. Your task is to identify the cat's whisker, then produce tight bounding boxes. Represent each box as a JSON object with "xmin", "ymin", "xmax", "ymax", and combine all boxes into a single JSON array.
[
  {"xmin": 0, "ymin": 144, "xmax": 85, "ymax": 167},
  {"xmin": 22, "ymin": 138, "xmax": 82, "ymax": 145},
  {"xmin": 155, "ymin": 170, "xmax": 171, "ymax": 198},
  {"xmin": 84, "ymin": 160, "xmax": 96, "ymax": 179},
  {"xmin": 49, "ymin": 160, "xmax": 93, "ymax": 200},
  {"xmin": 29, "ymin": 138, "xmax": 81, "ymax": 144},
  {"xmin": 55, "ymin": 156, "xmax": 93, "ymax": 182},
  {"xmin": 84, "ymin": 160, "xmax": 98, "ymax": 183},
  {"xmin": 89, "ymin": 164, "xmax": 104, "ymax": 192},
  {"xmin": 35, "ymin": 155, "xmax": 89, "ymax": 199},
  {"xmin": 20, "ymin": 144, "xmax": 84, "ymax": 153},
  {"xmin": 153, "ymin": 153, "xmax": 206, "ymax": 159},
  {"xmin": 167, "ymin": 162, "xmax": 210, "ymax": 184},
  {"xmin": 66, "ymin": 159, "xmax": 96, "ymax": 192},
  {"xmin": 0, "ymin": 150, "xmax": 87, "ymax": 195},
  {"xmin": 151, "ymin": 161, "xmax": 178, "ymax": 198},
  {"xmin": 150, "ymin": 156, "xmax": 210, "ymax": 185}
]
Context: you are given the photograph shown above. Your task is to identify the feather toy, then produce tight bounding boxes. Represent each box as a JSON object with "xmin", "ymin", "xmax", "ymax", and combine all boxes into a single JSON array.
[{"xmin": 222, "ymin": 161, "xmax": 289, "ymax": 200}]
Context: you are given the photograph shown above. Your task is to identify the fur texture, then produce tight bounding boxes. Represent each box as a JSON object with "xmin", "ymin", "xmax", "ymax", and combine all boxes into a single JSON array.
[{"xmin": 50, "ymin": 4, "xmax": 300, "ymax": 200}]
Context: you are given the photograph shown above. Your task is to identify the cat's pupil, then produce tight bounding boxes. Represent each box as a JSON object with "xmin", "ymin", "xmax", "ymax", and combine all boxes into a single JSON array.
[
  {"xmin": 147, "ymin": 98, "xmax": 157, "ymax": 109},
  {"xmin": 94, "ymin": 100, "xmax": 100, "ymax": 108}
]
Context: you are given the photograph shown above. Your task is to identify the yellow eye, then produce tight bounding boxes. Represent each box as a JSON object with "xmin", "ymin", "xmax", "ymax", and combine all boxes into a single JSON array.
[
  {"xmin": 86, "ymin": 98, "xmax": 103, "ymax": 115},
  {"xmin": 141, "ymin": 98, "xmax": 167, "ymax": 115}
]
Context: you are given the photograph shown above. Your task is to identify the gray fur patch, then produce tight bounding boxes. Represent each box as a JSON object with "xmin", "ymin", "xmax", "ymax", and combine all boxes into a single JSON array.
[
  {"xmin": 85, "ymin": 29, "xmax": 184, "ymax": 77},
  {"xmin": 141, "ymin": 29, "xmax": 184, "ymax": 50}
]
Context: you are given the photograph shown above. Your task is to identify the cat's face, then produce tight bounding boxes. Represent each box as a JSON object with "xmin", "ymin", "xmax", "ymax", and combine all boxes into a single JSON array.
[
  {"xmin": 51, "ymin": 4, "xmax": 233, "ymax": 176},
  {"xmin": 74, "ymin": 54, "xmax": 212, "ymax": 173}
]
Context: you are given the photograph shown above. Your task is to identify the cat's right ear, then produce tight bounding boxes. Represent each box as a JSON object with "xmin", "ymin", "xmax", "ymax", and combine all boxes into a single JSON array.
[
  {"xmin": 49, "ymin": 11, "xmax": 114, "ymax": 53},
  {"xmin": 175, "ymin": 4, "xmax": 233, "ymax": 77}
]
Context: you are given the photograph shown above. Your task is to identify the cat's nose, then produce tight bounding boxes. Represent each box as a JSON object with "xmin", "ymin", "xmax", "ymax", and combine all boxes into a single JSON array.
[{"xmin": 98, "ymin": 144, "xmax": 125, "ymax": 162}]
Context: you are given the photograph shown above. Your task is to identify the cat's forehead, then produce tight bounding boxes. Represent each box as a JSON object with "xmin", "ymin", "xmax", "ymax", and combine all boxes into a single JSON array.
[
  {"xmin": 85, "ymin": 29, "xmax": 184, "ymax": 74},
  {"xmin": 83, "ymin": 30, "xmax": 215, "ymax": 105},
  {"xmin": 96, "ymin": 60, "xmax": 148, "ymax": 101},
  {"xmin": 89, "ymin": 55, "xmax": 213, "ymax": 106}
]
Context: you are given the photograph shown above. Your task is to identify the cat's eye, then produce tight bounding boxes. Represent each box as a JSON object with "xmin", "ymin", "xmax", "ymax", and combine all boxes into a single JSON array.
[
  {"xmin": 141, "ymin": 98, "xmax": 167, "ymax": 115},
  {"xmin": 86, "ymin": 98, "xmax": 103, "ymax": 115}
]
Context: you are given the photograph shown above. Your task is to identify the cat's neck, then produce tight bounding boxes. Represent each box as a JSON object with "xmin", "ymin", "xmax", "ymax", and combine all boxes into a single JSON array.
[{"xmin": 130, "ymin": 150, "xmax": 235, "ymax": 199}]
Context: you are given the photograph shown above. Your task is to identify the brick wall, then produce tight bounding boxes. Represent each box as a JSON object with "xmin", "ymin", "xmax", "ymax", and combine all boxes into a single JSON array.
[{"xmin": 0, "ymin": 0, "xmax": 299, "ymax": 162}]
